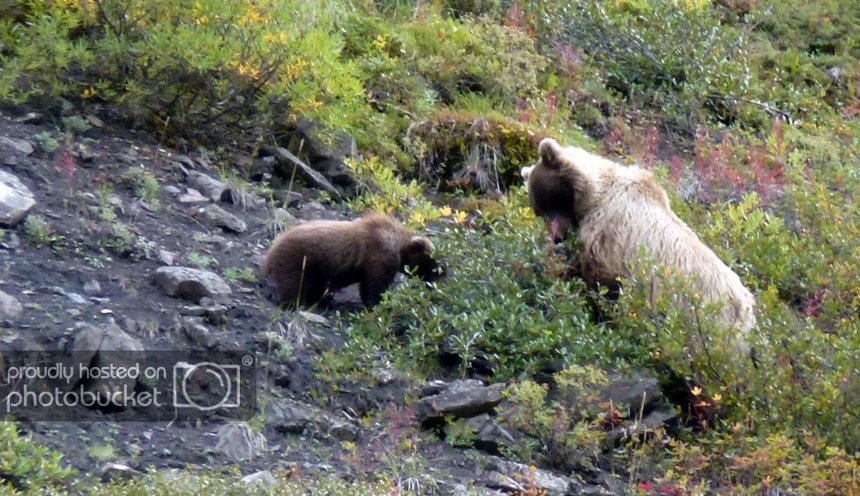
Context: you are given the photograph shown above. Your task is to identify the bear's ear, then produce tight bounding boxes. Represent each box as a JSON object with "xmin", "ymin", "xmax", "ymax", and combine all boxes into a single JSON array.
[
  {"xmin": 406, "ymin": 236, "xmax": 434, "ymax": 254},
  {"xmin": 520, "ymin": 165, "xmax": 534, "ymax": 192},
  {"xmin": 538, "ymin": 138, "xmax": 564, "ymax": 170},
  {"xmin": 520, "ymin": 165, "xmax": 534, "ymax": 181}
]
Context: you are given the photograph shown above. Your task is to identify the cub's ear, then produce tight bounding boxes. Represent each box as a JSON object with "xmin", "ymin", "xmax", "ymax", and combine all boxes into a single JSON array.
[
  {"xmin": 538, "ymin": 138, "xmax": 564, "ymax": 170},
  {"xmin": 407, "ymin": 236, "xmax": 434, "ymax": 253}
]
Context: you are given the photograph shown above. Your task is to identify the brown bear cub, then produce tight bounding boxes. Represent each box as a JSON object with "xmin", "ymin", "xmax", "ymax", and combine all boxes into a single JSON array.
[
  {"xmin": 261, "ymin": 213, "xmax": 444, "ymax": 309},
  {"xmin": 522, "ymin": 138, "xmax": 756, "ymax": 357}
]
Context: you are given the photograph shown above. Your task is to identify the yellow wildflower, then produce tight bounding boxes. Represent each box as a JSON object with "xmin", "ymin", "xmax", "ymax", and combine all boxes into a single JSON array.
[{"xmin": 410, "ymin": 212, "xmax": 426, "ymax": 226}]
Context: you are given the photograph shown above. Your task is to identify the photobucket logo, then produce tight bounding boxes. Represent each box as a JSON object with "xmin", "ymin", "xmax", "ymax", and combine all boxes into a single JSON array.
[
  {"xmin": 5, "ymin": 384, "xmax": 165, "ymax": 411},
  {"xmin": 172, "ymin": 362, "xmax": 242, "ymax": 411}
]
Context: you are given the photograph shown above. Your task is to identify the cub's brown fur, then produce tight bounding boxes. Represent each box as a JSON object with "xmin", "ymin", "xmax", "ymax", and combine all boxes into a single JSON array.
[
  {"xmin": 261, "ymin": 213, "xmax": 443, "ymax": 308},
  {"xmin": 522, "ymin": 138, "xmax": 756, "ymax": 357}
]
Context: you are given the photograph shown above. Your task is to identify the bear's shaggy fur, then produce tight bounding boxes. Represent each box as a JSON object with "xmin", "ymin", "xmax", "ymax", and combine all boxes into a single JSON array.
[
  {"xmin": 261, "ymin": 213, "xmax": 443, "ymax": 308},
  {"xmin": 522, "ymin": 138, "xmax": 756, "ymax": 355}
]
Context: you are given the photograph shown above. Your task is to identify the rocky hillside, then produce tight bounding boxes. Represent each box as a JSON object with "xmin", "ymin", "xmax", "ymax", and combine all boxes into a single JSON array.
[{"xmin": 0, "ymin": 106, "xmax": 683, "ymax": 495}]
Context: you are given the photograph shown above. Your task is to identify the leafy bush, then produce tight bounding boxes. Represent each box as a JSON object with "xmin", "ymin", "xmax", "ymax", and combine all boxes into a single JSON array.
[
  {"xmin": 642, "ymin": 427, "xmax": 859, "ymax": 494},
  {"xmin": 499, "ymin": 364, "xmax": 610, "ymax": 472},
  {"xmin": 0, "ymin": 1, "xmax": 367, "ymax": 143},
  {"xmin": 340, "ymin": 205, "xmax": 649, "ymax": 380},
  {"xmin": 0, "ymin": 421, "xmax": 76, "ymax": 491},
  {"xmin": 523, "ymin": 0, "xmax": 761, "ymax": 129},
  {"xmin": 400, "ymin": 12, "xmax": 547, "ymax": 105}
]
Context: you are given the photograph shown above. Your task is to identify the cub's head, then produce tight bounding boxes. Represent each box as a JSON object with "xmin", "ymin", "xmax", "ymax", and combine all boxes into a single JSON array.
[
  {"xmin": 402, "ymin": 236, "xmax": 447, "ymax": 282},
  {"xmin": 522, "ymin": 138, "xmax": 580, "ymax": 241}
]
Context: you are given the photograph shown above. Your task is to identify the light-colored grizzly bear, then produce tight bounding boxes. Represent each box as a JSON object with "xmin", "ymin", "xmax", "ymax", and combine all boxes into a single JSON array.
[
  {"xmin": 522, "ymin": 138, "xmax": 756, "ymax": 356},
  {"xmin": 261, "ymin": 213, "xmax": 444, "ymax": 309}
]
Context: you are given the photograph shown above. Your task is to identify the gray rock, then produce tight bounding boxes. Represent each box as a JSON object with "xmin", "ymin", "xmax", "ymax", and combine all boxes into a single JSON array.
[
  {"xmin": 202, "ymin": 303, "xmax": 228, "ymax": 326},
  {"xmin": 197, "ymin": 234, "xmax": 229, "ymax": 247},
  {"xmin": 64, "ymin": 292, "xmax": 88, "ymax": 305},
  {"xmin": 162, "ymin": 185, "xmax": 182, "ymax": 195},
  {"xmin": 168, "ymin": 153, "xmax": 196, "ymax": 168},
  {"xmin": 178, "ymin": 305, "xmax": 207, "ymax": 317},
  {"xmin": 312, "ymin": 157, "xmax": 355, "ymax": 187},
  {"xmin": 180, "ymin": 301, "xmax": 228, "ymax": 326},
  {"xmin": 0, "ymin": 290, "xmax": 23, "ymax": 320},
  {"xmin": 265, "ymin": 399, "xmax": 316, "ymax": 434},
  {"xmin": 420, "ymin": 379, "xmax": 458, "ymax": 397},
  {"xmin": 327, "ymin": 418, "xmax": 360, "ymax": 442},
  {"xmin": 107, "ymin": 194, "xmax": 124, "ymax": 209},
  {"xmin": 416, "ymin": 381, "xmax": 505, "ymax": 421},
  {"xmin": 241, "ymin": 470, "xmax": 279, "ymax": 489},
  {"xmin": 157, "ymin": 249, "xmax": 177, "ymax": 265},
  {"xmin": 17, "ymin": 112, "xmax": 43, "ymax": 124},
  {"xmin": 181, "ymin": 317, "xmax": 219, "ymax": 349},
  {"xmin": 297, "ymin": 201, "xmax": 328, "ymax": 218},
  {"xmin": 600, "ymin": 368, "xmax": 664, "ymax": 416},
  {"xmin": 187, "ymin": 171, "xmax": 228, "ymax": 201},
  {"xmin": 221, "ymin": 187, "xmax": 266, "ymax": 210},
  {"xmin": 0, "ymin": 231, "xmax": 20, "ymax": 249},
  {"xmin": 489, "ymin": 459, "xmax": 573, "ymax": 496},
  {"xmin": 100, "ymin": 462, "xmax": 141, "ymax": 483},
  {"xmin": 264, "ymin": 208, "xmax": 297, "ymax": 237},
  {"xmin": 82, "ymin": 280, "xmax": 102, "ymax": 296},
  {"xmin": 271, "ymin": 189, "xmax": 303, "ymax": 208},
  {"xmin": 459, "ymin": 413, "xmax": 517, "ymax": 451},
  {"xmin": 214, "ymin": 422, "xmax": 267, "ymax": 462},
  {"xmin": 192, "ymin": 204, "xmax": 247, "ymax": 233},
  {"xmin": 153, "ymin": 266, "xmax": 232, "ymax": 302},
  {"xmin": 0, "ymin": 169, "xmax": 36, "ymax": 227},
  {"xmin": 0, "ymin": 136, "xmax": 34, "ymax": 155},
  {"xmin": 63, "ymin": 320, "xmax": 146, "ymax": 407},
  {"xmin": 52, "ymin": 286, "xmax": 89, "ymax": 305},
  {"xmin": 265, "ymin": 398, "xmax": 359, "ymax": 441},
  {"xmin": 177, "ymin": 188, "xmax": 209, "ymax": 203}
]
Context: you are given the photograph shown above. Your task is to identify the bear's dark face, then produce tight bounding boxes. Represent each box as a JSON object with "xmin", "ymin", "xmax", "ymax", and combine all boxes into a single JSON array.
[
  {"xmin": 402, "ymin": 236, "xmax": 447, "ymax": 282},
  {"xmin": 522, "ymin": 140, "xmax": 581, "ymax": 242}
]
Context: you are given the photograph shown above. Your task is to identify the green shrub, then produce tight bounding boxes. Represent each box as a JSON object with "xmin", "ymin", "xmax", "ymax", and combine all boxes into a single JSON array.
[
  {"xmin": 0, "ymin": 1, "xmax": 367, "ymax": 143},
  {"xmin": 0, "ymin": 420, "xmax": 76, "ymax": 492},
  {"xmin": 340, "ymin": 204, "xmax": 648, "ymax": 380},
  {"xmin": 524, "ymin": 0, "xmax": 760, "ymax": 128},
  {"xmin": 499, "ymin": 364, "xmax": 610, "ymax": 472},
  {"xmin": 401, "ymin": 12, "xmax": 546, "ymax": 105}
]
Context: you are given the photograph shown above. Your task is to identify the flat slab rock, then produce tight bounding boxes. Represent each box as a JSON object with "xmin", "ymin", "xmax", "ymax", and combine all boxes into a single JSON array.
[
  {"xmin": 153, "ymin": 266, "xmax": 232, "ymax": 302},
  {"xmin": 265, "ymin": 398, "xmax": 359, "ymax": 442},
  {"xmin": 0, "ymin": 168, "xmax": 36, "ymax": 227},
  {"xmin": 416, "ymin": 380, "xmax": 506, "ymax": 421},
  {"xmin": 0, "ymin": 136, "xmax": 35, "ymax": 155},
  {"xmin": 192, "ymin": 204, "xmax": 248, "ymax": 233},
  {"xmin": 0, "ymin": 289, "xmax": 23, "ymax": 320},
  {"xmin": 487, "ymin": 459, "xmax": 576, "ymax": 496}
]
